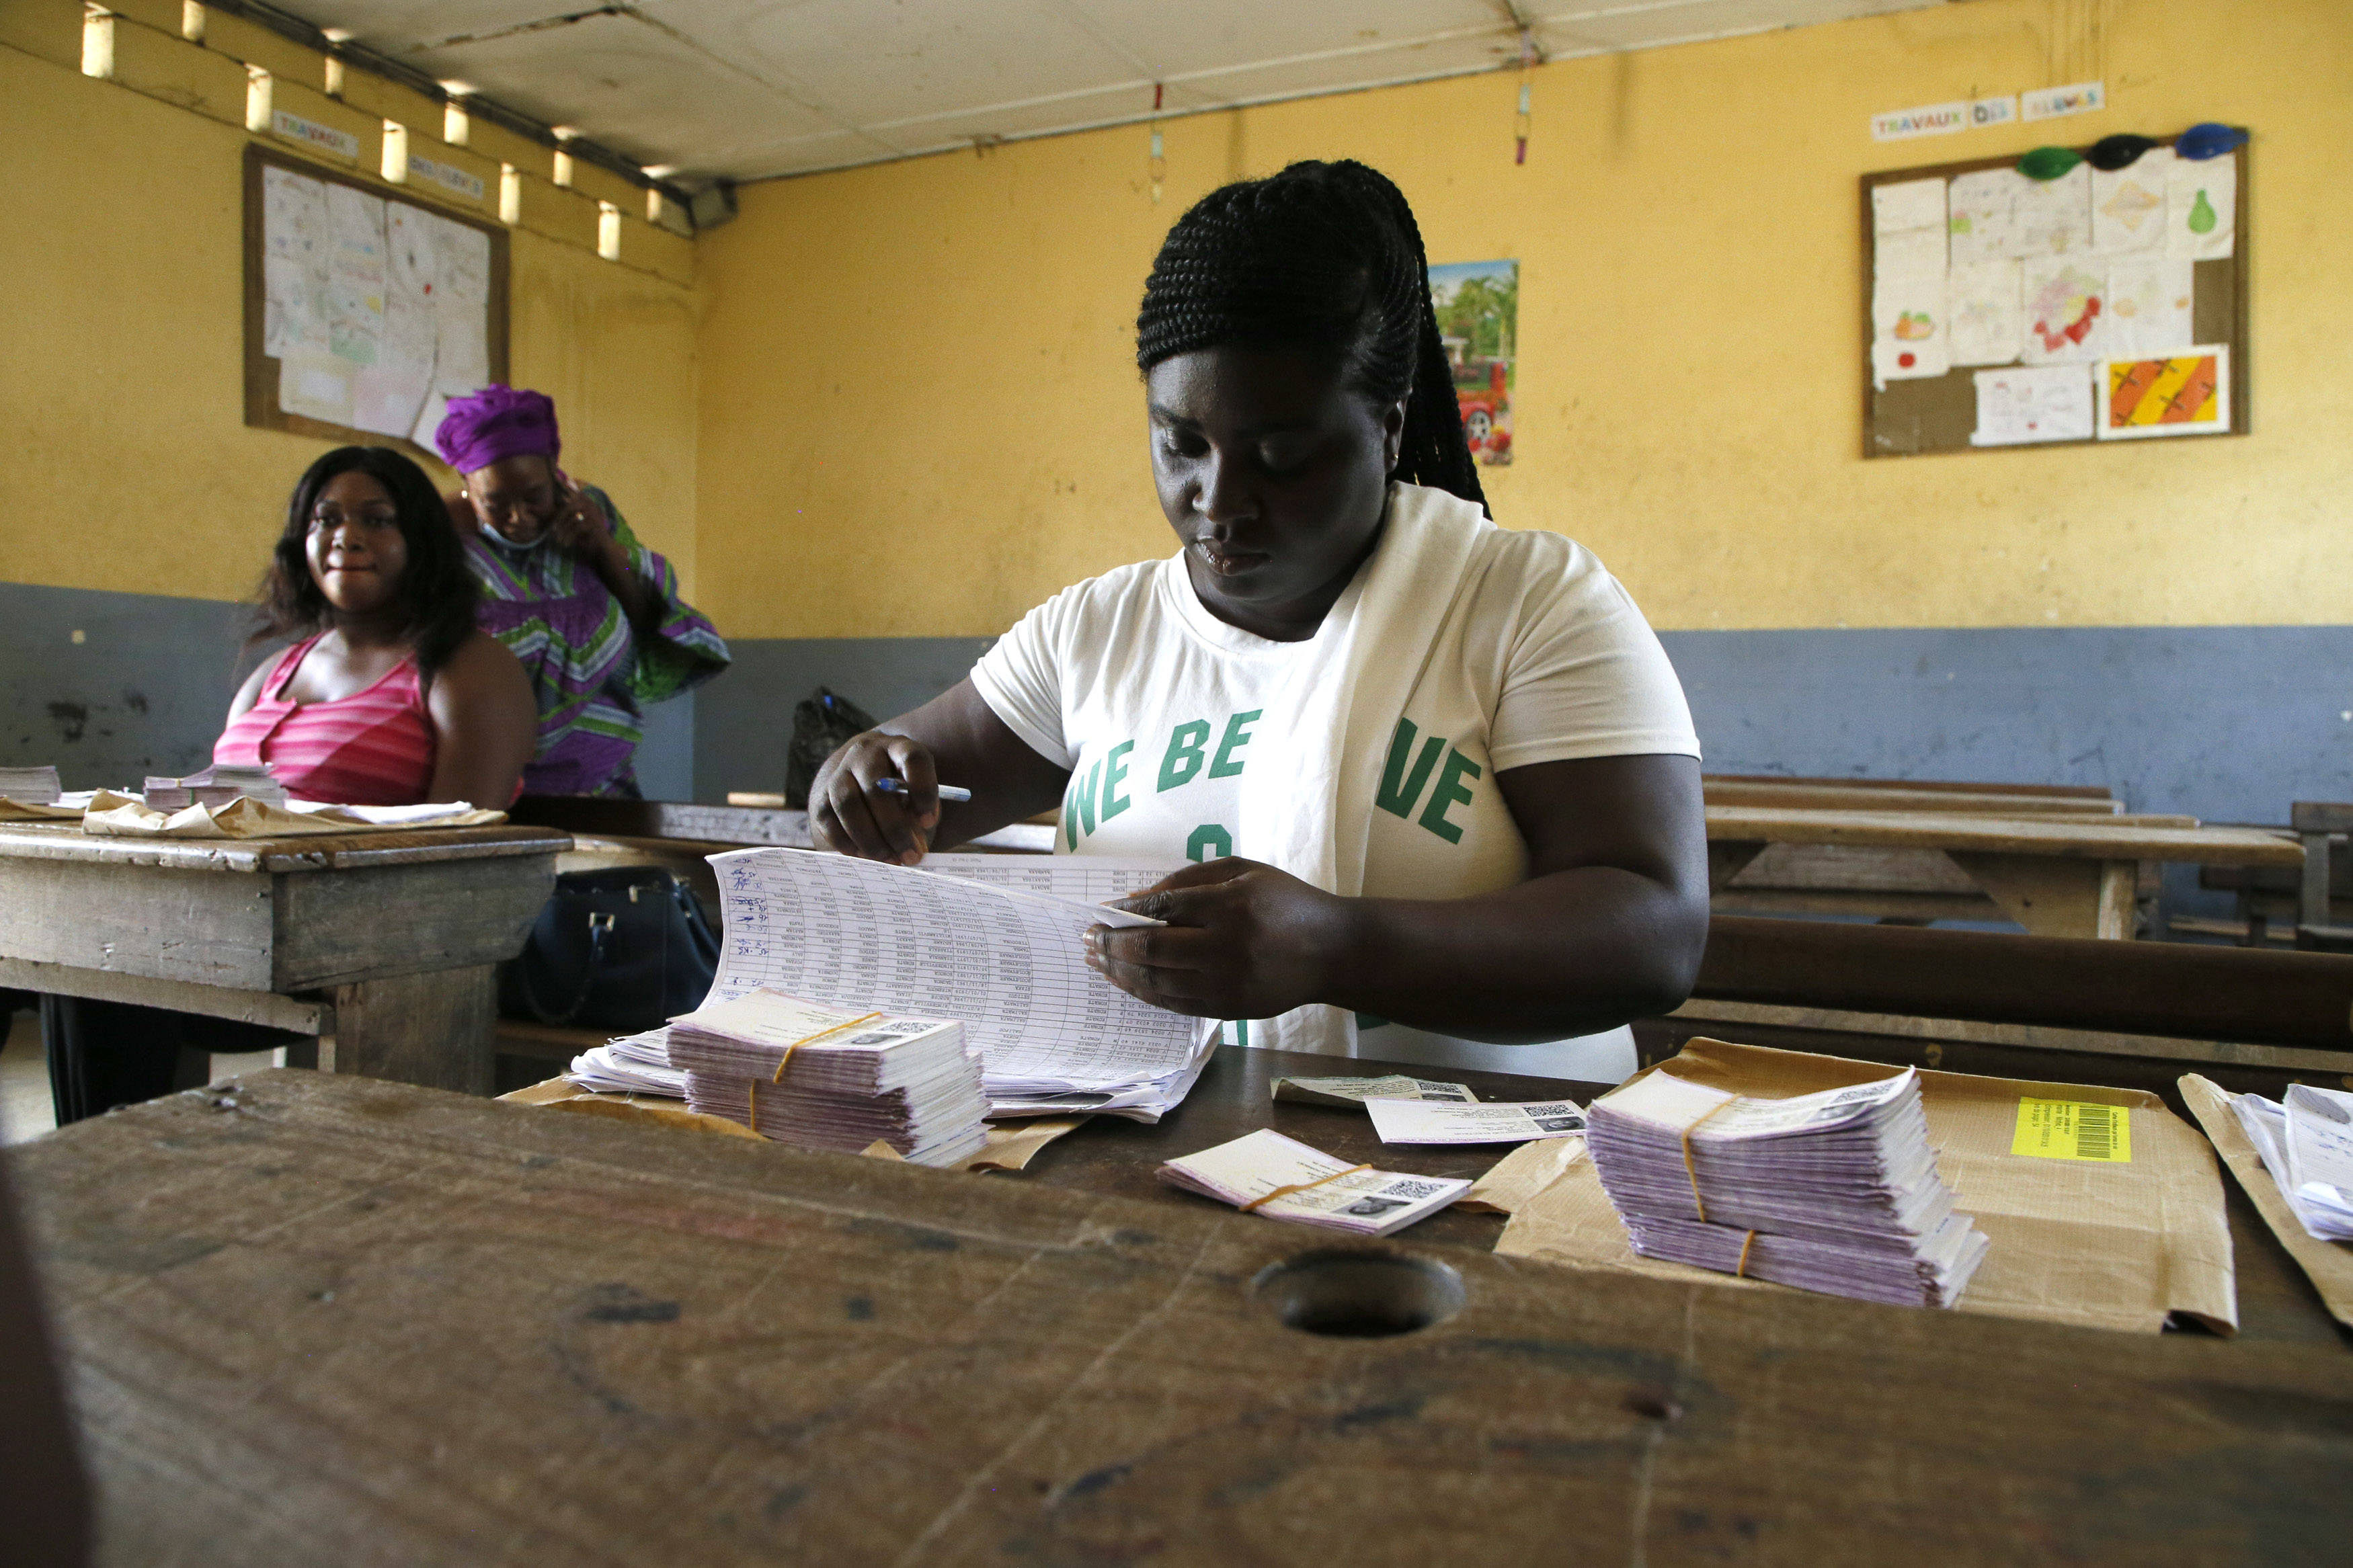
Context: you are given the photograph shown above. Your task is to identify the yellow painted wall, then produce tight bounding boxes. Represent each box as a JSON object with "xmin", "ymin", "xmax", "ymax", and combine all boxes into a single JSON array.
[
  {"xmin": 694, "ymin": 0, "xmax": 2353, "ymax": 640},
  {"xmin": 0, "ymin": 1, "xmax": 700, "ymax": 604}
]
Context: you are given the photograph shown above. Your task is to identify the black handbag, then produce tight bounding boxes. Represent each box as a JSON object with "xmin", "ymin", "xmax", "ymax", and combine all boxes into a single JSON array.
[
  {"xmin": 785, "ymin": 687, "xmax": 878, "ymax": 807},
  {"xmin": 500, "ymin": 868, "xmax": 719, "ymax": 1033}
]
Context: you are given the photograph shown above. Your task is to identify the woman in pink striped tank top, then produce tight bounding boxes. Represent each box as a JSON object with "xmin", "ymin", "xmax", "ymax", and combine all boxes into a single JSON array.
[
  {"xmin": 215, "ymin": 448, "xmax": 535, "ymax": 807},
  {"xmin": 40, "ymin": 450, "xmax": 537, "ymax": 1128}
]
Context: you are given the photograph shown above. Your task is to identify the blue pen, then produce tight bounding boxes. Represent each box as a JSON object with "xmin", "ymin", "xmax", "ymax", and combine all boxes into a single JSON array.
[{"xmin": 875, "ymin": 778, "xmax": 972, "ymax": 802}]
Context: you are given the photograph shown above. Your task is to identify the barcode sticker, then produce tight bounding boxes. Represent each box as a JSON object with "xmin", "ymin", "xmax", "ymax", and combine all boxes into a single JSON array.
[{"xmin": 2012, "ymin": 1098, "xmax": 2132, "ymax": 1162}]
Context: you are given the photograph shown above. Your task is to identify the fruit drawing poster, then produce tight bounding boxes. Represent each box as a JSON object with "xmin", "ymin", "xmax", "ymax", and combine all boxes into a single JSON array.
[
  {"xmin": 1872, "ymin": 276, "xmax": 1950, "ymax": 386},
  {"xmin": 2020, "ymin": 256, "xmax": 2107, "ymax": 364},
  {"xmin": 1429, "ymin": 259, "xmax": 1516, "ymax": 466},
  {"xmin": 1870, "ymin": 174, "xmax": 1949, "ymax": 387},
  {"xmin": 2098, "ymin": 346, "xmax": 2229, "ymax": 439}
]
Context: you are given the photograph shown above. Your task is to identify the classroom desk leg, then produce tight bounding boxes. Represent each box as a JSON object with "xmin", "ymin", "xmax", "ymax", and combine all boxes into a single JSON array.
[
  {"xmin": 1946, "ymin": 853, "xmax": 2141, "ymax": 939},
  {"xmin": 315, "ymin": 966, "xmax": 497, "ymax": 1096}
]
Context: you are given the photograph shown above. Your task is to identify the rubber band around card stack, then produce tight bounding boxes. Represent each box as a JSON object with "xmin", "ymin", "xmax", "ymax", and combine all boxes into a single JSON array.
[
  {"xmin": 665, "ymin": 991, "xmax": 986, "ymax": 1167},
  {"xmin": 1239, "ymin": 1163, "xmax": 1372, "ymax": 1212},
  {"xmin": 1679, "ymin": 1096, "xmax": 1734, "ymax": 1221}
]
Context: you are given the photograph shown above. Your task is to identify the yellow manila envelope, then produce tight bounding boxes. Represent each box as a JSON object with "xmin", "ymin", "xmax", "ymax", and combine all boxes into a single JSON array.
[
  {"xmin": 1497, "ymin": 1038, "xmax": 2234, "ymax": 1335},
  {"xmin": 2178, "ymin": 1073, "xmax": 2353, "ymax": 1331}
]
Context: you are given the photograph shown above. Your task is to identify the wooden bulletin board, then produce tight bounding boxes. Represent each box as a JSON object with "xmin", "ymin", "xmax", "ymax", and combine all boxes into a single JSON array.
[
  {"xmin": 1863, "ymin": 134, "xmax": 2248, "ymax": 458},
  {"xmin": 242, "ymin": 142, "xmax": 510, "ymax": 462}
]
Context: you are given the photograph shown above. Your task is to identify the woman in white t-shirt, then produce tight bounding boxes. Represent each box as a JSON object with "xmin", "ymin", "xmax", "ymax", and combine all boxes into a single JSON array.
[{"xmin": 809, "ymin": 160, "xmax": 1707, "ymax": 1083}]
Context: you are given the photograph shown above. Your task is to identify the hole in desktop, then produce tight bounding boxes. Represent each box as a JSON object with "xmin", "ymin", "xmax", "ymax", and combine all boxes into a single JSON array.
[{"xmin": 1252, "ymin": 1249, "xmax": 1464, "ymax": 1338}]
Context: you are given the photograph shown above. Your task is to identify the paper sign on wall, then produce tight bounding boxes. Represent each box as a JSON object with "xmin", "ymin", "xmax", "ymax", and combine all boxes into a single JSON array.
[
  {"xmin": 1872, "ymin": 276, "xmax": 1949, "ymax": 386},
  {"xmin": 1871, "ymin": 95, "xmax": 2016, "ymax": 142},
  {"xmin": 2021, "ymin": 81, "xmax": 2105, "ymax": 122},
  {"xmin": 2167, "ymin": 156, "xmax": 2235, "ymax": 260},
  {"xmin": 1970, "ymin": 364, "xmax": 2093, "ymax": 446},
  {"xmin": 2091, "ymin": 147, "xmax": 2173, "ymax": 255},
  {"xmin": 260, "ymin": 163, "xmax": 495, "ymax": 442},
  {"xmin": 2104, "ymin": 255, "xmax": 2193, "ymax": 358},
  {"xmin": 1948, "ymin": 259, "xmax": 2024, "ymax": 366},
  {"xmin": 2020, "ymin": 255, "xmax": 2107, "ymax": 364},
  {"xmin": 2098, "ymin": 345, "xmax": 2229, "ymax": 440},
  {"xmin": 2009, "ymin": 161, "xmax": 2093, "ymax": 257},
  {"xmin": 1947, "ymin": 167, "xmax": 2027, "ymax": 267}
]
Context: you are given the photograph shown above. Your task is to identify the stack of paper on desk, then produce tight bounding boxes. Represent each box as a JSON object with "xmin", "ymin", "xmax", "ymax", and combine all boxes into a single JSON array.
[
  {"xmin": 143, "ymin": 764, "xmax": 286, "ymax": 809},
  {"xmin": 1158, "ymin": 1129, "xmax": 1470, "ymax": 1236},
  {"xmin": 665, "ymin": 989, "xmax": 988, "ymax": 1167},
  {"xmin": 707, "ymin": 850, "xmax": 1213, "ymax": 1122},
  {"xmin": 1587, "ymin": 1065, "xmax": 1989, "ymax": 1309},
  {"xmin": 2231, "ymin": 1084, "xmax": 2353, "ymax": 1241},
  {"xmin": 1367, "ymin": 1098, "xmax": 1586, "ymax": 1145},
  {"xmin": 0, "ymin": 765, "xmax": 61, "ymax": 804},
  {"xmin": 566, "ymin": 1028, "xmax": 684, "ymax": 1097}
]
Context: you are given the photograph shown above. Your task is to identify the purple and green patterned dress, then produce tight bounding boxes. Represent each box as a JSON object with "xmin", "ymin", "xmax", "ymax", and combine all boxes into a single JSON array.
[{"xmin": 462, "ymin": 484, "xmax": 729, "ymax": 797}]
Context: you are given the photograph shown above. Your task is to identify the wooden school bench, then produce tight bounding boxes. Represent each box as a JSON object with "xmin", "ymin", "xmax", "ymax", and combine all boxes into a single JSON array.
[
  {"xmin": 15, "ymin": 1055, "xmax": 2348, "ymax": 1566},
  {"xmin": 1706, "ymin": 805, "xmax": 2300, "ymax": 938},
  {"xmin": 1671, "ymin": 914, "xmax": 2353, "ymax": 1105},
  {"xmin": 0, "ymin": 823, "xmax": 566, "ymax": 1096}
]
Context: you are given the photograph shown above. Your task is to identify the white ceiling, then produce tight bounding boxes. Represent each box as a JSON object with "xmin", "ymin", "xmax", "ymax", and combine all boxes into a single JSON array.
[{"xmin": 280, "ymin": 0, "xmax": 1952, "ymax": 183}]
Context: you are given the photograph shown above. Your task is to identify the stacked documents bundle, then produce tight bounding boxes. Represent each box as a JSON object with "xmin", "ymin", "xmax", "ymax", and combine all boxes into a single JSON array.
[
  {"xmin": 709, "ymin": 850, "xmax": 1214, "ymax": 1122},
  {"xmin": 666, "ymin": 988, "xmax": 988, "ymax": 1167},
  {"xmin": 2232, "ymin": 1084, "xmax": 2353, "ymax": 1241},
  {"xmin": 1587, "ymin": 1067, "xmax": 1989, "ymax": 1309},
  {"xmin": 566, "ymin": 1027, "xmax": 684, "ymax": 1097},
  {"xmin": 144, "ymin": 764, "xmax": 285, "ymax": 809},
  {"xmin": 1158, "ymin": 1129, "xmax": 1470, "ymax": 1237},
  {"xmin": 0, "ymin": 766, "xmax": 62, "ymax": 804}
]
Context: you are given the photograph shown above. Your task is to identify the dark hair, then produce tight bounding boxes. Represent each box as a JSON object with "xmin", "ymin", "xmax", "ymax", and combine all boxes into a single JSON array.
[
  {"xmin": 1135, "ymin": 159, "xmax": 1486, "ymax": 513},
  {"xmin": 251, "ymin": 446, "xmax": 479, "ymax": 678}
]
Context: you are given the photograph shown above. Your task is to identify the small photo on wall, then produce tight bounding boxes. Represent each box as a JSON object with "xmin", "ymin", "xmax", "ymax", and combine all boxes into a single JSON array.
[
  {"xmin": 2098, "ymin": 345, "xmax": 2230, "ymax": 440},
  {"xmin": 1430, "ymin": 259, "xmax": 1517, "ymax": 466}
]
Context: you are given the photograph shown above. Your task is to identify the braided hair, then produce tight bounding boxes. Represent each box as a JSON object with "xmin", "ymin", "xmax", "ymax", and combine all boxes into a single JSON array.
[{"xmin": 1135, "ymin": 159, "xmax": 1486, "ymax": 513}]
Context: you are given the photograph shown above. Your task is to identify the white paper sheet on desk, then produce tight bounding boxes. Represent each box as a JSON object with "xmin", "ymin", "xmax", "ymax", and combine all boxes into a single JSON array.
[
  {"xmin": 80, "ymin": 793, "xmax": 506, "ymax": 838},
  {"xmin": 1367, "ymin": 1098, "xmax": 1588, "ymax": 1145},
  {"xmin": 707, "ymin": 849, "xmax": 1211, "ymax": 1120}
]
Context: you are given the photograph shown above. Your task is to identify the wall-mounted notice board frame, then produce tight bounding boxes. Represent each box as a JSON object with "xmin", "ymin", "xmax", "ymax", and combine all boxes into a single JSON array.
[
  {"xmin": 1862, "ymin": 136, "xmax": 2247, "ymax": 458},
  {"xmin": 242, "ymin": 142, "xmax": 510, "ymax": 462}
]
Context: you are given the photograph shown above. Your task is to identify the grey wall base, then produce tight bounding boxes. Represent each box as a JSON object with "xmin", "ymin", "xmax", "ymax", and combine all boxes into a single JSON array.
[
  {"xmin": 692, "ymin": 636, "xmax": 996, "ymax": 802},
  {"xmin": 0, "ymin": 581, "xmax": 699, "ymax": 796},
  {"xmin": 8, "ymin": 579, "xmax": 2344, "ymax": 834},
  {"xmin": 690, "ymin": 626, "xmax": 2351, "ymax": 825}
]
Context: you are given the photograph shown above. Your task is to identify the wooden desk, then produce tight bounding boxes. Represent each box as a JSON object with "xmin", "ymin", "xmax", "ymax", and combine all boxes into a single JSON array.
[
  {"xmin": 0, "ymin": 824, "xmax": 565, "ymax": 1095},
  {"xmin": 1708, "ymin": 805, "xmax": 2301, "ymax": 938},
  {"xmin": 17, "ymin": 1067, "xmax": 2349, "ymax": 1565}
]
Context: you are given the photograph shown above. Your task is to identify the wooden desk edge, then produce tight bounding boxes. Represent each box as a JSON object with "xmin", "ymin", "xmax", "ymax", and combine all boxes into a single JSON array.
[{"xmin": 0, "ymin": 824, "xmax": 572, "ymax": 874}]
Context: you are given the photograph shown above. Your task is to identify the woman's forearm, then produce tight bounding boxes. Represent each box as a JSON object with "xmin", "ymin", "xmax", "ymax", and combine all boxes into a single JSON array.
[{"xmin": 1316, "ymin": 866, "xmax": 1708, "ymax": 1043}]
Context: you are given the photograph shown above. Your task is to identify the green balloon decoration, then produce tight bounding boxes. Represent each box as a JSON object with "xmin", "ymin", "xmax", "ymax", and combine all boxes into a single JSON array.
[
  {"xmin": 2188, "ymin": 188, "xmax": 2219, "ymax": 235},
  {"xmin": 2018, "ymin": 146, "xmax": 2083, "ymax": 181}
]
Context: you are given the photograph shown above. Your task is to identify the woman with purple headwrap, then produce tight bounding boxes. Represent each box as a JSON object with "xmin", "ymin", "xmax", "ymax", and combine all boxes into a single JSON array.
[{"xmin": 436, "ymin": 386, "xmax": 729, "ymax": 797}]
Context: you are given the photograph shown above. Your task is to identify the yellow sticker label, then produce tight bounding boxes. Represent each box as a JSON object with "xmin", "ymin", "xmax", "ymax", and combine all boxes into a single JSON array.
[{"xmin": 2012, "ymin": 1098, "xmax": 2132, "ymax": 1163}]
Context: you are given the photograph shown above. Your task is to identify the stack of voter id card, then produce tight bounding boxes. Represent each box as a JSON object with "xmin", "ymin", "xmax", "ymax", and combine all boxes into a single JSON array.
[
  {"xmin": 143, "ymin": 763, "xmax": 286, "ymax": 809},
  {"xmin": 666, "ymin": 989, "xmax": 988, "ymax": 1167},
  {"xmin": 1586, "ymin": 1065, "xmax": 1989, "ymax": 1309},
  {"xmin": 1156, "ymin": 1129, "xmax": 1469, "ymax": 1237},
  {"xmin": 0, "ymin": 765, "xmax": 62, "ymax": 804},
  {"xmin": 2231, "ymin": 1083, "xmax": 2353, "ymax": 1241}
]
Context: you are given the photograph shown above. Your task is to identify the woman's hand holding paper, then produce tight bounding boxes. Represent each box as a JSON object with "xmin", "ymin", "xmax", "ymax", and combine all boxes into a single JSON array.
[{"xmin": 1085, "ymin": 858, "xmax": 1348, "ymax": 1020}]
